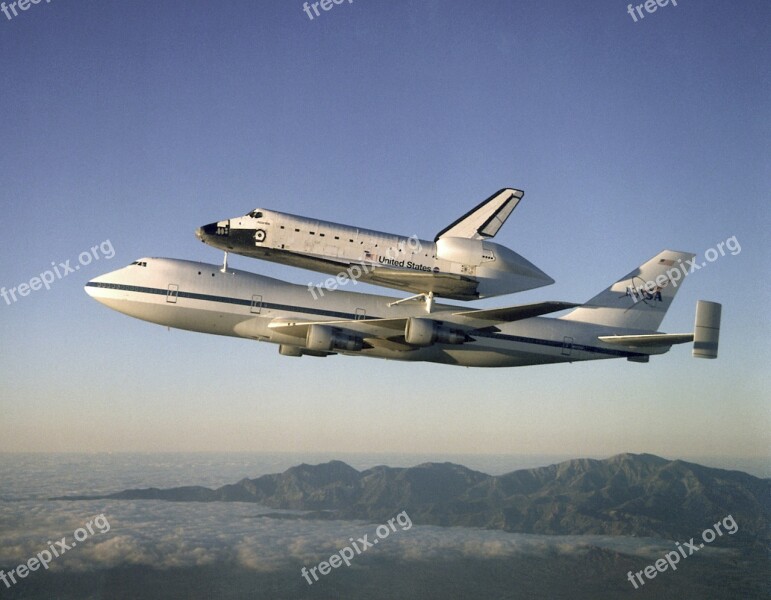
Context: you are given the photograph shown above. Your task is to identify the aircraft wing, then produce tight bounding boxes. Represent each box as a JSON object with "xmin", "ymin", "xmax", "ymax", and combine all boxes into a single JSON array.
[
  {"xmin": 268, "ymin": 300, "xmax": 577, "ymax": 352},
  {"xmin": 451, "ymin": 301, "xmax": 579, "ymax": 327},
  {"xmin": 435, "ymin": 188, "xmax": 523, "ymax": 241}
]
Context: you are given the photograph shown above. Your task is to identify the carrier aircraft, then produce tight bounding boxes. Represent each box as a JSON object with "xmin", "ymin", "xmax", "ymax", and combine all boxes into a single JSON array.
[
  {"xmin": 85, "ymin": 250, "xmax": 721, "ymax": 368},
  {"xmin": 195, "ymin": 188, "xmax": 553, "ymax": 305}
]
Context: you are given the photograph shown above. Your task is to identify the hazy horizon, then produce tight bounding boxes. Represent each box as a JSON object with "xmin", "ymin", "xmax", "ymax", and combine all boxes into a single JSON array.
[{"xmin": 1, "ymin": 450, "xmax": 767, "ymax": 480}]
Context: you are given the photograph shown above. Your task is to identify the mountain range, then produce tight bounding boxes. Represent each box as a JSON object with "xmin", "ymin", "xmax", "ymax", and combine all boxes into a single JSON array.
[{"xmin": 58, "ymin": 453, "xmax": 769, "ymax": 543}]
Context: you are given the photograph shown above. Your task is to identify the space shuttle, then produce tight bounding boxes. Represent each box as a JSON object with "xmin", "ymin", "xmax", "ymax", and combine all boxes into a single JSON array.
[{"xmin": 196, "ymin": 188, "xmax": 553, "ymax": 303}]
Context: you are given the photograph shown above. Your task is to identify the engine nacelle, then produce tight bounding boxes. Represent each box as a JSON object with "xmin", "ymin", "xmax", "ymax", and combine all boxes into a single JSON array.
[
  {"xmin": 305, "ymin": 324, "xmax": 363, "ymax": 352},
  {"xmin": 404, "ymin": 318, "xmax": 467, "ymax": 347},
  {"xmin": 435, "ymin": 237, "xmax": 491, "ymax": 266},
  {"xmin": 278, "ymin": 344, "xmax": 303, "ymax": 357},
  {"xmin": 279, "ymin": 344, "xmax": 330, "ymax": 358}
]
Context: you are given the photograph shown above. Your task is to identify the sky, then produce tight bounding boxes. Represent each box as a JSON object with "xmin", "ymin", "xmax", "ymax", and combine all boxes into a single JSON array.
[{"xmin": 0, "ymin": 0, "xmax": 768, "ymax": 462}]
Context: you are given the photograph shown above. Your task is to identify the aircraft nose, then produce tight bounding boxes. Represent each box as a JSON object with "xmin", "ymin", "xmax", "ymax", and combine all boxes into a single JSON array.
[
  {"xmin": 84, "ymin": 268, "xmax": 118, "ymax": 303},
  {"xmin": 196, "ymin": 222, "xmax": 220, "ymax": 241}
]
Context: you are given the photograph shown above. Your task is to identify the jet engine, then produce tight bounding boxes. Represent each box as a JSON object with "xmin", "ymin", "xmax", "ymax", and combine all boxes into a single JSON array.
[
  {"xmin": 305, "ymin": 324, "xmax": 363, "ymax": 352},
  {"xmin": 404, "ymin": 318, "xmax": 467, "ymax": 346},
  {"xmin": 279, "ymin": 344, "xmax": 329, "ymax": 358},
  {"xmin": 279, "ymin": 344, "xmax": 304, "ymax": 357}
]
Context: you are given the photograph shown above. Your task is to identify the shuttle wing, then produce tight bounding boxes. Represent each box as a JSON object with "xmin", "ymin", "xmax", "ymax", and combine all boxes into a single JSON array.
[
  {"xmin": 435, "ymin": 188, "xmax": 523, "ymax": 241},
  {"xmin": 368, "ymin": 268, "xmax": 480, "ymax": 300}
]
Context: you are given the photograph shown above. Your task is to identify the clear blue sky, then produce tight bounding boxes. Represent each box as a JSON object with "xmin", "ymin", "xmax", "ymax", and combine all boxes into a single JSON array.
[{"xmin": 1, "ymin": 0, "xmax": 768, "ymax": 460}]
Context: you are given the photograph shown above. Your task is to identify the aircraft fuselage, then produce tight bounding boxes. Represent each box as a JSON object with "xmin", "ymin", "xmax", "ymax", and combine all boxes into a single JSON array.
[{"xmin": 85, "ymin": 258, "xmax": 663, "ymax": 368}]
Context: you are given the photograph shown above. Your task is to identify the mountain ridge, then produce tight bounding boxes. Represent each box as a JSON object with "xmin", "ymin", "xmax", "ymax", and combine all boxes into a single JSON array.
[{"xmin": 55, "ymin": 453, "xmax": 770, "ymax": 543}]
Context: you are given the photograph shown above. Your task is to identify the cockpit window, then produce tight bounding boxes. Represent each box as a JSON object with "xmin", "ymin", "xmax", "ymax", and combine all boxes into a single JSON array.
[
  {"xmin": 248, "ymin": 210, "xmax": 263, "ymax": 219},
  {"xmin": 130, "ymin": 261, "xmax": 148, "ymax": 267}
]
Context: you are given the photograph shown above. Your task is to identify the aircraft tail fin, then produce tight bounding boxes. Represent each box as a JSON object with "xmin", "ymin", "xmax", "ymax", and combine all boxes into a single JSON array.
[
  {"xmin": 560, "ymin": 250, "xmax": 696, "ymax": 331},
  {"xmin": 435, "ymin": 188, "xmax": 523, "ymax": 241}
]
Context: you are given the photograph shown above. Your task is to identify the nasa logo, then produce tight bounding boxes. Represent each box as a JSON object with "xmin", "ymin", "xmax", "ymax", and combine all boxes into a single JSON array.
[{"xmin": 624, "ymin": 276, "xmax": 667, "ymax": 306}]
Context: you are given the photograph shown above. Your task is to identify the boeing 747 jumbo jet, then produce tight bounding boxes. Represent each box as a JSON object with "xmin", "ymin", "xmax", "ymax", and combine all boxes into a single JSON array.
[
  {"xmin": 195, "ymin": 188, "xmax": 553, "ymax": 304},
  {"xmin": 85, "ymin": 250, "xmax": 720, "ymax": 368}
]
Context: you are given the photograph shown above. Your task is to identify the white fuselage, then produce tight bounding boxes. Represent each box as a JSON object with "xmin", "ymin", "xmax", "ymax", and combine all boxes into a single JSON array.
[
  {"xmin": 195, "ymin": 209, "xmax": 553, "ymax": 300},
  {"xmin": 85, "ymin": 258, "xmax": 663, "ymax": 368}
]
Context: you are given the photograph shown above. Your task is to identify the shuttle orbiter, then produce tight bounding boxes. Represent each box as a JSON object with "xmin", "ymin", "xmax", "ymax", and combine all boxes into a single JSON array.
[{"xmin": 195, "ymin": 188, "xmax": 552, "ymax": 303}]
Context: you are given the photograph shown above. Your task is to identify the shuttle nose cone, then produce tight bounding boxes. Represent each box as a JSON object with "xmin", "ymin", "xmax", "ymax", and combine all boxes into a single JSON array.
[{"xmin": 196, "ymin": 222, "xmax": 219, "ymax": 241}]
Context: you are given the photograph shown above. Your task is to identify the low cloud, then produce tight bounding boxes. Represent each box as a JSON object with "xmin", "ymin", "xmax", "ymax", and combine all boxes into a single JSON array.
[{"xmin": 0, "ymin": 499, "xmax": 736, "ymax": 574}]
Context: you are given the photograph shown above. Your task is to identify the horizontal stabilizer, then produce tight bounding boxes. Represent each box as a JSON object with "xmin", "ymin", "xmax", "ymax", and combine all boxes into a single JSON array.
[
  {"xmin": 598, "ymin": 333, "xmax": 694, "ymax": 347},
  {"xmin": 435, "ymin": 188, "xmax": 523, "ymax": 241},
  {"xmin": 599, "ymin": 300, "xmax": 721, "ymax": 358}
]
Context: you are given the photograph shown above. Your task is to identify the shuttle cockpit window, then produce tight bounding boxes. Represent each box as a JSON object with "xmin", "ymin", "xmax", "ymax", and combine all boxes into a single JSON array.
[
  {"xmin": 130, "ymin": 261, "xmax": 148, "ymax": 267},
  {"xmin": 248, "ymin": 210, "xmax": 263, "ymax": 219}
]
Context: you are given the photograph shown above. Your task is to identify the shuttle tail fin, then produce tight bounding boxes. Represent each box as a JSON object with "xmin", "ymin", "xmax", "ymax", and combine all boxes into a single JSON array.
[
  {"xmin": 434, "ymin": 188, "xmax": 523, "ymax": 241},
  {"xmin": 560, "ymin": 250, "xmax": 696, "ymax": 331}
]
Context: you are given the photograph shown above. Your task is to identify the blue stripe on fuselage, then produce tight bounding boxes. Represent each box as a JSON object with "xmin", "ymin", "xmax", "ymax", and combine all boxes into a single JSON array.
[{"xmin": 85, "ymin": 281, "xmax": 647, "ymax": 359}]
